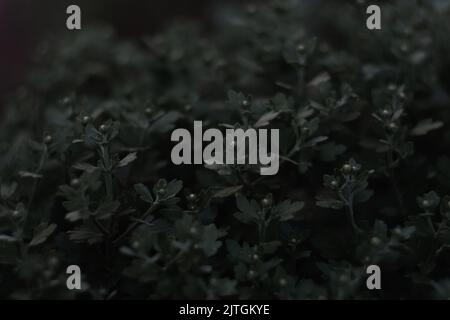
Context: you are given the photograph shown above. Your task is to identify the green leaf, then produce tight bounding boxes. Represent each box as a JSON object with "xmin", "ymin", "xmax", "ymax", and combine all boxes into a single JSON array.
[
  {"xmin": 198, "ymin": 224, "xmax": 225, "ymax": 257},
  {"xmin": 0, "ymin": 182, "xmax": 18, "ymax": 200},
  {"xmin": 29, "ymin": 223, "xmax": 57, "ymax": 247},
  {"xmin": 65, "ymin": 211, "xmax": 83, "ymax": 222},
  {"xmin": 411, "ymin": 118, "xmax": 444, "ymax": 136},
  {"xmin": 134, "ymin": 183, "xmax": 153, "ymax": 203},
  {"xmin": 254, "ymin": 111, "xmax": 280, "ymax": 128},
  {"xmin": 95, "ymin": 200, "xmax": 120, "ymax": 219},
  {"xmin": 235, "ymin": 193, "xmax": 259, "ymax": 221},
  {"xmin": 68, "ymin": 225, "xmax": 103, "ymax": 245},
  {"xmin": 117, "ymin": 152, "xmax": 138, "ymax": 168},
  {"xmin": 226, "ymin": 240, "xmax": 241, "ymax": 260},
  {"xmin": 73, "ymin": 163, "xmax": 98, "ymax": 173},
  {"xmin": 303, "ymin": 136, "xmax": 328, "ymax": 148},
  {"xmin": 272, "ymin": 200, "xmax": 304, "ymax": 221},
  {"xmin": 373, "ymin": 220, "xmax": 388, "ymax": 240},
  {"xmin": 260, "ymin": 241, "xmax": 281, "ymax": 254},
  {"xmin": 0, "ymin": 236, "xmax": 19, "ymax": 265},
  {"xmin": 213, "ymin": 185, "xmax": 243, "ymax": 198},
  {"xmin": 316, "ymin": 198, "xmax": 344, "ymax": 210},
  {"xmin": 162, "ymin": 179, "xmax": 183, "ymax": 200},
  {"xmin": 84, "ymin": 123, "xmax": 103, "ymax": 145},
  {"xmin": 18, "ymin": 171, "xmax": 43, "ymax": 179},
  {"xmin": 354, "ymin": 189, "xmax": 374, "ymax": 203},
  {"xmin": 149, "ymin": 111, "xmax": 182, "ymax": 134},
  {"xmin": 233, "ymin": 211, "xmax": 255, "ymax": 224},
  {"xmin": 227, "ymin": 90, "xmax": 247, "ymax": 109}
]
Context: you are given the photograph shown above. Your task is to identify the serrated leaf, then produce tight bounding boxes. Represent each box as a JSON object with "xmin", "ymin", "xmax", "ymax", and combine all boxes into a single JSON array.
[
  {"xmin": 18, "ymin": 171, "xmax": 43, "ymax": 179},
  {"xmin": 272, "ymin": 200, "xmax": 304, "ymax": 221},
  {"xmin": 134, "ymin": 183, "xmax": 153, "ymax": 203},
  {"xmin": 303, "ymin": 136, "xmax": 328, "ymax": 148},
  {"xmin": 316, "ymin": 199, "xmax": 344, "ymax": 210},
  {"xmin": 117, "ymin": 152, "xmax": 138, "ymax": 168},
  {"xmin": 226, "ymin": 240, "xmax": 241, "ymax": 260},
  {"xmin": 233, "ymin": 211, "xmax": 254, "ymax": 224},
  {"xmin": 29, "ymin": 223, "xmax": 57, "ymax": 247},
  {"xmin": 213, "ymin": 185, "xmax": 243, "ymax": 198},
  {"xmin": 260, "ymin": 241, "xmax": 281, "ymax": 254},
  {"xmin": 198, "ymin": 224, "xmax": 225, "ymax": 257},
  {"xmin": 68, "ymin": 224, "xmax": 103, "ymax": 244},
  {"xmin": 95, "ymin": 200, "xmax": 120, "ymax": 219},
  {"xmin": 119, "ymin": 246, "xmax": 137, "ymax": 257},
  {"xmin": 73, "ymin": 162, "xmax": 98, "ymax": 173},
  {"xmin": 1, "ymin": 182, "xmax": 18, "ymax": 200},
  {"xmin": 28, "ymin": 140, "xmax": 44, "ymax": 152},
  {"xmin": 236, "ymin": 193, "xmax": 259, "ymax": 220},
  {"xmin": 0, "ymin": 235, "xmax": 18, "ymax": 242},
  {"xmin": 373, "ymin": 220, "xmax": 388, "ymax": 239},
  {"xmin": 161, "ymin": 179, "xmax": 183, "ymax": 201},
  {"xmin": 254, "ymin": 111, "xmax": 280, "ymax": 128},
  {"xmin": 308, "ymin": 72, "xmax": 331, "ymax": 87},
  {"xmin": 65, "ymin": 211, "xmax": 83, "ymax": 222},
  {"xmin": 354, "ymin": 189, "xmax": 374, "ymax": 203},
  {"xmin": 149, "ymin": 111, "xmax": 182, "ymax": 134},
  {"xmin": 411, "ymin": 118, "xmax": 444, "ymax": 136}
]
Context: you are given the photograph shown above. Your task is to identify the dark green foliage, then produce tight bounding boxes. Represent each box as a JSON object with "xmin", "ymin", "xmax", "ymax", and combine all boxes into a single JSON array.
[{"xmin": 1, "ymin": 0, "xmax": 450, "ymax": 299}]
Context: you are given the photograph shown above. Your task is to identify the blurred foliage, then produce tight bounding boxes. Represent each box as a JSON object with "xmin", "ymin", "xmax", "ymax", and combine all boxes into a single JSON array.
[{"xmin": 1, "ymin": 0, "xmax": 450, "ymax": 299}]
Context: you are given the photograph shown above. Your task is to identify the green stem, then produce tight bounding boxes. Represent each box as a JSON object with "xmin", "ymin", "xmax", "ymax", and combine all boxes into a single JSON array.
[
  {"xmin": 101, "ymin": 145, "xmax": 114, "ymax": 201},
  {"xmin": 338, "ymin": 191, "xmax": 362, "ymax": 234},
  {"xmin": 104, "ymin": 173, "xmax": 113, "ymax": 201},
  {"xmin": 426, "ymin": 216, "xmax": 436, "ymax": 234},
  {"xmin": 387, "ymin": 147, "xmax": 405, "ymax": 215},
  {"xmin": 163, "ymin": 250, "xmax": 184, "ymax": 271},
  {"xmin": 346, "ymin": 202, "xmax": 363, "ymax": 234},
  {"xmin": 258, "ymin": 211, "xmax": 267, "ymax": 243},
  {"xmin": 113, "ymin": 200, "xmax": 160, "ymax": 244},
  {"xmin": 26, "ymin": 145, "xmax": 48, "ymax": 216},
  {"xmin": 91, "ymin": 217, "xmax": 110, "ymax": 237},
  {"xmin": 297, "ymin": 67, "xmax": 306, "ymax": 96},
  {"xmin": 138, "ymin": 125, "xmax": 148, "ymax": 148},
  {"xmin": 98, "ymin": 144, "xmax": 114, "ymax": 241},
  {"xmin": 258, "ymin": 223, "xmax": 266, "ymax": 243}
]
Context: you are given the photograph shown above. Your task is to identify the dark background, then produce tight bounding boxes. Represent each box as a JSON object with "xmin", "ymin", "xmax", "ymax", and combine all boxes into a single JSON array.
[
  {"xmin": 2, "ymin": 1, "xmax": 447, "ymax": 109},
  {"xmin": 0, "ymin": 0, "xmax": 223, "ymax": 101}
]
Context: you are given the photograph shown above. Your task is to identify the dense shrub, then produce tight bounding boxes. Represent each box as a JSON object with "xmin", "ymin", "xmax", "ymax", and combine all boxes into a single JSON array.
[{"xmin": 1, "ymin": 0, "xmax": 450, "ymax": 299}]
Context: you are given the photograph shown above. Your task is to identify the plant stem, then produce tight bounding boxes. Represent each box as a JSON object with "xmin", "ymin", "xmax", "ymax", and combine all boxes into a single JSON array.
[
  {"xmin": 338, "ymin": 191, "xmax": 362, "ymax": 234},
  {"xmin": 138, "ymin": 125, "xmax": 148, "ymax": 148},
  {"xmin": 346, "ymin": 202, "xmax": 363, "ymax": 234},
  {"xmin": 101, "ymin": 145, "xmax": 114, "ymax": 201},
  {"xmin": 387, "ymin": 148, "xmax": 405, "ymax": 215},
  {"xmin": 113, "ymin": 201, "xmax": 159, "ymax": 244},
  {"xmin": 427, "ymin": 216, "xmax": 436, "ymax": 234},
  {"xmin": 91, "ymin": 217, "xmax": 110, "ymax": 237},
  {"xmin": 98, "ymin": 144, "xmax": 115, "ymax": 241},
  {"xmin": 297, "ymin": 67, "xmax": 306, "ymax": 96},
  {"xmin": 26, "ymin": 145, "xmax": 48, "ymax": 215},
  {"xmin": 162, "ymin": 250, "xmax": 184, "ymax": 271}
]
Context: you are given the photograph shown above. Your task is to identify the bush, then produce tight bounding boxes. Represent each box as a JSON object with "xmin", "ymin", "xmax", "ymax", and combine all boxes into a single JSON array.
[{"xmin": 1, "ymin": 0, "xmax": 450, "ymax": 299}]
